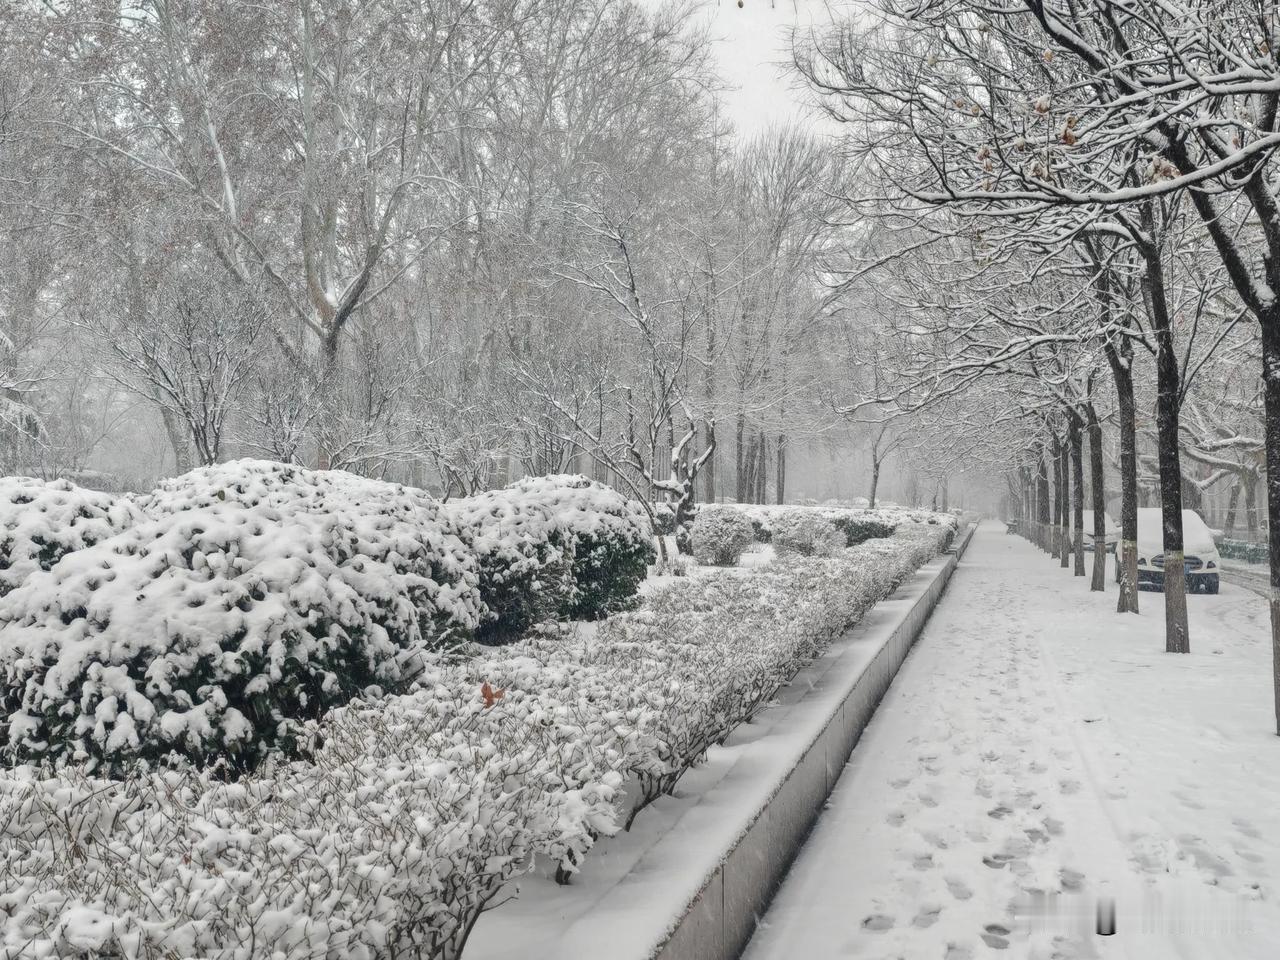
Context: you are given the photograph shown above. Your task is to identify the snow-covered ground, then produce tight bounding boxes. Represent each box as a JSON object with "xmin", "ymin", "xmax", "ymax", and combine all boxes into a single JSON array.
[{"xmin": 744, "ymin": 522, "xmax": 1280, "ymax": 960}]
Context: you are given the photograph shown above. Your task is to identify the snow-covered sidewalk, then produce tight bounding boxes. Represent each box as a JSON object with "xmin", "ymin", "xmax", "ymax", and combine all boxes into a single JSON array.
[{"xmin": 743, "ymin": 522, "xmax": 1280, "ymax": 960}]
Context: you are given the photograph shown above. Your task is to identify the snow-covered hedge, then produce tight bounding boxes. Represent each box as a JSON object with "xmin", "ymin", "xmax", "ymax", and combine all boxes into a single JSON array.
[
  {"xmin": 0, "ymin": 461, "xmax": 481, "ymax": 772},
  {"xmin": 770, "ymin": 509, "xmax": 846, "ymax": 557},
  {"xmin": 444, "ymin": 476, "xmax": 656, "ymax": 643},
  {"xmin": 503, "ymin": 475, "xmax": 655, "ymax": 620},
  {"xmin": 1217, "ymin": 537, "xmax": 1267, "ymax": 565},
  {"xmin": 0, "ymin": 523, "xmax": 951, "ymax": 960},
  {"xmin": 0, "ymin": 668, "xmax": 623, "ymax": 960},
  {"xmin": 647, "ymin": 500, "xmax": 678, "ymax": 536},
  {"xmin": 690, "ymin": 505, "xmax": 755, "ymax": 566},
  {"xmin": 713, "ymin": 502, "xmax": 957, "ymax": 547},
  {"xmin": 0, "ymin": 478, "xmax": 138, "ymax": 597},
  {"xmin": 444, "ymin": 488, "xmax": 576, "ymax": 645},
  {"xmin": 483, "ymin": 522, "xmax": 953, "ymax": 820},
  {"xmin": 137, "ymin": 462, "xmax": 481, "ymax": 649},
  {"xmin": 829, "ymin": 515, "xmax": 896, "ymax": 546}
]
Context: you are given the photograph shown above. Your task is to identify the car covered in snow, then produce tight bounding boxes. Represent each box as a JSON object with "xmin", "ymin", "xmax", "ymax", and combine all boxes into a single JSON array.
[
  {"xmin": 1126, "ymin": 508, "xmax": 1221, "ymax": 594},
  {"xmin": 1069, "ymin": 509, "xmax": 1118, "ymax": 553}
]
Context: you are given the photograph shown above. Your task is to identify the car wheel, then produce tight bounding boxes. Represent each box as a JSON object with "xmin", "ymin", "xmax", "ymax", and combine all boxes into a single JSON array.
[{"xmin": 1206, "ymin": 575, "xmax": 1220, "ymax": 595}]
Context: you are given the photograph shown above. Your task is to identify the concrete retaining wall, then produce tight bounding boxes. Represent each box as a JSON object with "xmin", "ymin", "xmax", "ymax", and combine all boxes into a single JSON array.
[
  {"xmin": 514, "ymin": 522, "xmax": 978, "ymax": 960},
  {"xmin": 657, "ymin": 521, "xmax": 977, "ymax": 960}
]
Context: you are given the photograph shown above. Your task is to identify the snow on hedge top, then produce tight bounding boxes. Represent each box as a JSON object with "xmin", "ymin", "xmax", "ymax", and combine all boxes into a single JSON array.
[
  {"xmin": 715, "ymin": 502, "xmax": 958, "ymax": 531},
  {"xmin": 503, "ymin": 474, "xmax": 654, "ymax": 543},
  {"xmin": 0, "ymin": 477, "xmax": 138, "ymax": 597},
  {"xmin": 444, "ymin": 485, "xmax": 572, "ymax": 560},
  {"xmin": 138, "ymin": 459, "xmax": 481, "ymax": 632},
  {"xmin": 445, "ymin": 474, "xmax": 654, "ymax": 558},
  {"xmin": 0, "ymin": 461, "xmax": 481, "ymax": 769}
]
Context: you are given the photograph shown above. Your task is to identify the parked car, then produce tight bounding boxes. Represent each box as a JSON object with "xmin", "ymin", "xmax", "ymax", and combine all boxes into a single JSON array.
[
  {"xmin": 1118, "ymin": 508, "xmax": 1221, "ymax": 594},
  {"xmin": 1069, "ymin": 509, "xmax": 1118, "ymax": 554}
]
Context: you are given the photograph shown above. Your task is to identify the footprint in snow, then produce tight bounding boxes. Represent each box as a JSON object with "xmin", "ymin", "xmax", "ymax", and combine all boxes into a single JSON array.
[
  {"xmin": 946, "ymin": 876, "xmax": 974, "ymax": 900},
  {"xmin": 981, "ymin": 924, "xmax": 1012, "ymax": 950},
  {"xmin": 1058, "ymin": 779, "xmax": 1081, "ymax": 795},
  {"xmin": 987, "ymin": 804, "xmax": 1013, "ymax": 820},
  {"xmin": 944, "ymin": 943, "xmax": 974, "ymax": 960},
  {"xmin": 913, "ymin": 904, "xmax": 943, "ymax": 928},
  {"xmin": 1233, "ymin": 817, "xmax": 1262, "ymax": 839},
  {"xmin": 1233, "ymin": 844, "xmax": 1264, "ymax": 865},
  {"xmin": 923, "ymin": 831, "xmax": 949, "ymax": 849},
  {"xmin": 1175, "ymin": 790, "xmax": 1205, "ymax": 811},
  {"xmin": 861, "ymin": 913, "xmax": 894, "ymax": 932},
  {"xmin": 886, "ymin": 810, "xmax": 906, "ymax": 827},
  {"xmin": 1004, "ymin": 836, "xmax": 1033, "ymax": 857},
  {"xmin": 1058, "ymin": 867, "xmax": 1084, "ymax": 891},
  {"xmin": 1177, "ymin": 834, "xmax": 1235, "ymax": 878}
]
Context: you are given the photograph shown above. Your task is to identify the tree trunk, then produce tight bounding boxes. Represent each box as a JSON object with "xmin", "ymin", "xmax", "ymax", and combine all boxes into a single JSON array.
[
  {"xmin": 1024, "ymin": 467, "xmax": 1034, "ymax": 537},
  {"xmin": 869, "ymin": 458, "xmax": 881, "ymax": 509},
  {"xmin": 735, "ymin": 415, "xmax": 748, "ymax": 502},
  {"xmin": 775, "ymin": 432, "xmax": 786, "ymax": 504},
  {"xmin": 1071, "ymin": 416, "xmax": 1086, "ymax": 576},
  {"xmin": 752, "ymin": 430, "xmax": 762, "ymax": 499},
  {"xmin": 1260, "ymin": 321, "xmax": 1280, "ymax": 735},
  {"xmin": 1051, "ymin": 435, "xmax": 1064, "ymax": 558},
  {"xmin": 1027, "ymin": 470, "xmax": 1034, "ymax": 530},
  {"xmin": 1057, "ymin": 435, "xmax": 1071, "ymax": 568},
  {"xmin": 1106, "ymin": 340, "xmax": 1140, "ymax": 614},
  {"xmin": 315, "ymin": 334, "xmax": 342, "ymax": 471},
  {"xmin": 1246, "ymin": 477, "xmax": 1260, "ymax": 536},
  {"xmin": 1036, "ymin": 446, "xmax": 1051, "ymax": 552},
  {"xmin": 1087, "ymin": 404, "xmax": 1107, "ymax": 591},
  {"xmin": 1142, "ymin": 228, "xmax": 1189, "ymax": 654},
  {"xmin": 159, "ymin": 405, "xmax": 194, "ymax": 476},
  {"xmin": 1224, "ymin": 483, "xmax": 1241, "ymax": 537},
  {"xmin": 704, "ymin": 287, "xmax": 717, "ymax": 504}
]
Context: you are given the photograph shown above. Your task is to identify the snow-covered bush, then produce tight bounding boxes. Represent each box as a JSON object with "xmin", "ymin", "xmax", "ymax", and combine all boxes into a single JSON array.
[
  {"xmin": 0, "ymin": 525, "xmax": 952, "ymax": 959},
  {"xmin": 829, "ymin": 515, "xmax": 896, "ymax": 546},
  {"xmin": 894, "ymin": 519, "xmax": 957, "ymax": 557},
  {"xmin": 0, "ymin": 667, "xmax": 623, "ymax": 960},
  {"xmin": 653, "ymin": 552, "xmax": 693, "ymax": 577},
  {"xmin": 770, "ymin": 509, "xmax": 846, "ymax": 557},
  {"xmin": 0, "ymin": 478, "xmax": 138, "ymax": 597},
  {"xmin": 504, "ymin": 474, "xmax": 655, "ymax": 619},
  {"xmin": 485, "ymin": 524, "xmax": 951, "ymax": 822},
  {"xmin": 138, "ymin": 461, "xmax": 481, "ymax": 649},
  {"xmin": 690, "ymin": 506, "xmax": 755, "ymax": 565},
  {"xmin": 0, "ymin": 460, "xmax": 481, "ymax": 772},
  {"xmin": 723, "ymin": 503, "xmax": 957, "ymax": 546},
  {"xmin": 444, "ymin": 489, "xmax": 576, "ymax": 645},
  {"xmin": 648, "ymin": 500, "xmax": 678, "ymax": 536},
  {"xmin": 747, "ymin": 515, "xmax": 772, "ymax": 543}
]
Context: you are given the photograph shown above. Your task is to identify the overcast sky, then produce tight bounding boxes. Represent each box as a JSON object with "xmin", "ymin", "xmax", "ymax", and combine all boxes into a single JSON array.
[{"xmin": 693, "ymin": 0, "xmax": 838, "ymax": 139}]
